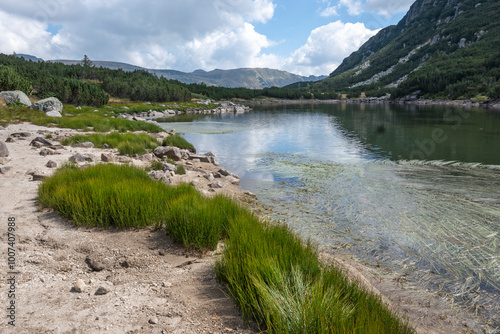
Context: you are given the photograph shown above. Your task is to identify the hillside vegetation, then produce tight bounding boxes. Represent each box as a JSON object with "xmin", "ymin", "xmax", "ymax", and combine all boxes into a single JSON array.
[
  {"xmin": 314, "ymin": 0, "xmax": 500, "ymax": 99},
  {"xmin": 0, "ymin": 54, "xmax": 191, "ymax": 106}
]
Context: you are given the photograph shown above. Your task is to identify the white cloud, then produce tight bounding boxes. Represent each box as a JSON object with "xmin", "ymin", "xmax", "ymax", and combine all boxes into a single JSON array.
[
  {"xmin": 321, "ymin": 0, "xmax": 413, "ymax": 18},
  {"xmin": 283, "ymin": 21, "xmax": 379, "ymax": 76},
  {"xmin": 0, "ymin": 0, "xmax": 275, "ymax": 71}
]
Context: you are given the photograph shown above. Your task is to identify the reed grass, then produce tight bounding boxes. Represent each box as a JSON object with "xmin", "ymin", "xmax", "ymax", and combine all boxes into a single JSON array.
[
  {"xmin": 162, "ymin": 134, "xmax": 195, "ymax": 151},
  {"xmin": 39, "ymin": 163, "xmax": 415, "ymax": 333},
  {"xmin": 61, "ymin": 132, "xmax": 160, "ymax": 156}
]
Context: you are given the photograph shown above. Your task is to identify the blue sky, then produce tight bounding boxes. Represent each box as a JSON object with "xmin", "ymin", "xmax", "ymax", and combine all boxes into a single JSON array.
[{"xmin": 0, "ymin": 0, "xmax": 414, "ymax": 76}]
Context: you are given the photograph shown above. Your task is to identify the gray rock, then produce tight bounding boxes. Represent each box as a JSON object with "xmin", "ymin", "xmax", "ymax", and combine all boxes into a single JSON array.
[
  {"xmin": 46, "ymin": 160, "xmax": 57, "ymax": 168},
  {"xmin": 0, "ymin": 166, "xmax": 13, "ymax": 174},
  {"xmin": 45, "ymin": 110, "xmax": 62, "ymax": 117},
  {"xmin": 0, "ymin": 90, "xmax": 31, "ymax": 106},
  {"xmin": 10, "ymin": 132, "xmax": 31, "ymax": 138},
  {"xmin": 163, "ymin": 163, "xmax": 176, "ymax": 172},
  {"xmin": 187, "ymin": 152, "xmax": 219, "ymax": 165},
  {"xmin": 191, "ymin": 179, "xmax": 200, "ymax": 187},
  {"xmin": 0, "ymin": 157, "xmax": 10, "ymax": 165},
  {"xmin": 102, "ymin": 143, "xmax": 110, "ymax": 149},
  {"xmin": 72, "ymin": 141, "xmax": 94, "ymax": 148},
  {"xmin": 149, "ymin": 317, "xmax": 159, "ymax": 325},
  {"xmin": 32, "ymin": 173, "xmax": 48, "ymax": 181},
  {"xmin": 73, "ymin": 279, "xmax": 86, "ymax": 293},
  {"xmin": 69, "ymin": 153, "xmax": 94, "ymax": 163},
  {"xmin": 0, "ymin": 141, "xmax": 9, "ymax": 157},
  {"xmin": 30, "ymin": 97, "xmax": 63, "ymax": 116},
  {"xmin": 5, "ymin": 137, "xmax": 14, "ymax": 143},
  {"xmin": 116, "ymin": 156, "xmax": 132, "ymax": 163},
  {"xmin": 154, "ymin": 146, "xmax": 182, "ymax": 161},
  {"xmin": 39, "ymin": 148, "xmax": 56, "ymax": 156},
  {"xmin": 101, "ymin": 153, "xmax": 114, "ymax": 162},
  {"xmin": 209, "ymin": 181, "xmax": 225, "ymax": 189},
  {"xmin": 204, "ymin": 173, "xmax": 215, "ymax": 181},
  {"xmin": 94, "ymin": 286, "xmax": 110, "ymax": 295},
  {"xmin": 85, "ymin": 256, "xmax": 106, "ymax": 272},
  {"xmin": 30, "ymin": 137, "xmax": 53, "ymax": 147},
  {"xmin": 226, "ymin": 176, "xmax": 240, "ymax": 185}
]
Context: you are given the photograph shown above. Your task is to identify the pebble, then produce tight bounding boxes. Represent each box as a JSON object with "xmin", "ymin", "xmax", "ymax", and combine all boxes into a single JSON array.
[
  {"xmin": 95, "ymin": 286, "xmax": 110, "ymax": 295},
  {"xmin": 73, "ymin": 279, "xmax": 86, "ymax": 293},
  {"xmin": 149, "ymin": 317, "xmax": 159, "ymax": 325}
]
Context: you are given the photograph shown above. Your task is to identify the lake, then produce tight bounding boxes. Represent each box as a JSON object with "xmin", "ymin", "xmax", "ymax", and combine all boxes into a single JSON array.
[{"xmin": 159, "ymin": 103, "xmax": 500, "ymax": 324}]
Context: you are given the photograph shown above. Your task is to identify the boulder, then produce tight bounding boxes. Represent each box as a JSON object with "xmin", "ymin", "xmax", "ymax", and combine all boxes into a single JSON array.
[
  {"xmin": 154, "ymin": 146, "xmax": 183, "ymax": 161},
  {"xmin": 0, "ymin": 141, "xmax": 9, "ymax": 157},
  {"xmin": 0, "ymin": 90, "xmax": 31, "ymax": 106},
  {"xmin": 31, "ymin": 97, "xmax": 63, "ymax": 117}
]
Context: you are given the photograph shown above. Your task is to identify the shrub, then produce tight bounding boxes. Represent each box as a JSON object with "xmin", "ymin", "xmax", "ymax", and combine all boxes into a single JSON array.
[{"xmin": 175, "ymin": 164, "xmax": 186, "ymax": 175}]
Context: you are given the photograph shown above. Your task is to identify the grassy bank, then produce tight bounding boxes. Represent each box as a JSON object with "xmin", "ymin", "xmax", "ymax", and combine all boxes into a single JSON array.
[
  {"xmin": 39, "ymin": 163, "xmax": 414, "ymax": 333},
  {"xmin": 61, "ymin": 132, "xmax": 160, "ymax": 156},
  {"xmin": 0, "ymin": 104, "xmax": 163, "ymax": 132}
]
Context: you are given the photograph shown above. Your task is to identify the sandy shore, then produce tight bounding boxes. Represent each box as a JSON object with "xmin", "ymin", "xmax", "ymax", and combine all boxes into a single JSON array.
[{"xmin": 0, "ymin": 123, "xmax": 493, "ymax": 333}]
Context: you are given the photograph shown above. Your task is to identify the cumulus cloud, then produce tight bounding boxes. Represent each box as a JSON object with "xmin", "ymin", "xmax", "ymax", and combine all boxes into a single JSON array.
[
  {"xmin": 320, "ymin": 0, "xmax": 413, "ymax": 18},
  {"xmin": 282, "ymin": 21, "xmax": 379, "ymax": 76},
  {"xmin": 0, "ymin": 0, "xmax": 275, "ymax": 71}
]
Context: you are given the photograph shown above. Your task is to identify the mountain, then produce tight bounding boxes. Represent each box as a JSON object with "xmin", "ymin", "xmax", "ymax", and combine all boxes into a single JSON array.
[
  {"xmin": 317, "ymin": 0, "xmax": 500, "ymax": 99},
  {"xmin": 48, "ymin": 59, "xmax": 326, "ymax": 89},
  {"xmin": 15, "ymin": 53, "xmax": 44, "ymax": 62}
]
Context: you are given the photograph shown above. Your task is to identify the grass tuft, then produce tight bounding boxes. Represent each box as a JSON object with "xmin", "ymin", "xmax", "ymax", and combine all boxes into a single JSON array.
[
  {"xmin": 38, "ymin": 163, "xmax": 415, "ymax": 333},
  {"xmin": 61, "ymin": 132, "xmax": 160, "ymax": 156},
  {"xmin": 162, "ymin": 134, "xmax": 195, "ymax": 151}
]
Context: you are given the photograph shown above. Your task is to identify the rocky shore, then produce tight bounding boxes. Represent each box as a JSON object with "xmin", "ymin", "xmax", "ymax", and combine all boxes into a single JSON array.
[
  {"xmin": 0, "ymin": 122, "xmax": 258, "ymax": 334},
  {"xmin": 247, "ymin": 97, "xmax": 500, "ymax": 110}
]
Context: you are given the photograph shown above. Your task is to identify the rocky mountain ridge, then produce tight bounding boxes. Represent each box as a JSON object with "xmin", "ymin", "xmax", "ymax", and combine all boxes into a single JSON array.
[
  {"xmin": 45, "ymin": 58, "xmax": 326, "ymax": 89},
  {"xmin": 318, "ymin": 0, "xmax": 500, "ymax": 99}
]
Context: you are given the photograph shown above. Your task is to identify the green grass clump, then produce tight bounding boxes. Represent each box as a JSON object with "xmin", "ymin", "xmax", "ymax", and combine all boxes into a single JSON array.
[
  {"xmin": 38, "ymin": 163, "xmax": 414, "ymax": 332},
  {"xmin": 61, "ymin": 132, "xmax": 160, "ymax": 156},
  {"xmin": 175, "ymin": 164, "xmax": 186, "ymax": 175},
  {"xmin": 0, "ymin": 104, "xmax": 163, "ymax": 132},
  {"xmin": 150, "ymin": 161, "xmax": 164, "ymax": 171},
  {"xmin": 215, "ymin": 213, "xmax": 415, "ymax": 334},
  {"xmin": 162, "ymin": 134, "xmax": 195, "ymax": 151}
]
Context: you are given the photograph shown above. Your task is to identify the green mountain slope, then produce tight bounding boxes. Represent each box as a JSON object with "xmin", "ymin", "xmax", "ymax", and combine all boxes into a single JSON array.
[{"xmin": 317, "ymin": 0, "xmax": 500, "ymax": 99}]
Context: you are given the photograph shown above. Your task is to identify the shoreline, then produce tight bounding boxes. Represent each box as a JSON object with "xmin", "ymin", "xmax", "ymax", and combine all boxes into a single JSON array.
[
  {"xmin": 0, "ymin": 121, "xmax": 494, "ymax": 333},
  {"xmin": 245, "ymin": 97, "xmax": 500, "ymax": 110}
]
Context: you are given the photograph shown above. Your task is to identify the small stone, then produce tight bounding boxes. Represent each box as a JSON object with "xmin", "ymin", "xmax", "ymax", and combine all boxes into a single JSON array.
[
  {"xmin": 0, "ymin": 166, "xmax": 13, "ymax": 174},
  {"xmin": 0, "ymin": 157, "xmax": 10, "ymax": 165},
  {"xmin": 69, "ymin": 153, "xmax": 94, "ymax": 163},
  {"xmin": 102, "ymin": 143, "xmax": 110, "ymax": 149},
  {"xmin": 120, "ymin": 260, "xmax": 130, "ymax": 268},
  {"xmin": 94, "ymin": 286, "xmax": 110, "ymax": 295},
  {"xmin": 5, "ymin": 137, "xmax": 14, "ymax": 143},
  {"xmin": 32, "ymin": 173, "xmax": 48, "ymax": 181},
  {"xmin": 191, "ymin": 179, "xmax": 200, "ymax": 187},
  {"xmin": 148, "ymin": 317, "xmax": 159, "ymax": 325},
  {"xmin": 46, "ymin": 160, "xmax": 58, "ymax": 168},
  {"xmin": 158, "ymin": 250, "xmax": 165, "ymax": 256},
  {"xmin": 204, "ymin": 173, "xmax": 215, "ymax": 181},
  {"xmin": 30, "ymin": 137, "xmax": 53, "ymax": 147},
  {"xmin": 73, "ymin": 279, "xmax": 86, "ymax": 293},
  {"xmin": 101, "ymin": 153, "xmax": 114, "ymax": 162},
  {"xmin": 209, "ymin": 181, "xmax": 225, "ymax": 189},
  {"xmin": 39, "ymin": 148, "xmax": 56, "ymax": 156},
  {"xmin": 85, "ymin": 256, "xmax": 106, "ymax": 272},
  {"xmin": 226, "ymin": 176, "xmax": 240, "ymax": 185},
  {"xmin": 0, "ymin": 141, "xmax": 9, "ymax": 157}
]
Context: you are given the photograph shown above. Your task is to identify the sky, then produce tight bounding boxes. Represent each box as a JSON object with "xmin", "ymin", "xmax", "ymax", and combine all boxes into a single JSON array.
[{"xmin": 0, "ymin": 0, "xmax": 415, "ymax": 76}]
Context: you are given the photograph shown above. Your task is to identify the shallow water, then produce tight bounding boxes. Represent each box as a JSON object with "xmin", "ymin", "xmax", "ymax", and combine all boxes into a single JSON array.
[{"xmin": 160, "ymin": 103, "xmax": 500, "ymax": 324}]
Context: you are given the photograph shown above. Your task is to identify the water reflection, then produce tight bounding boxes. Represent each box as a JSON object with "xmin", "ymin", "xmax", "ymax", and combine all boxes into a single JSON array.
[{"xmin": 160, "ymin": 103, "xmax": 500, "ymax": 324}]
